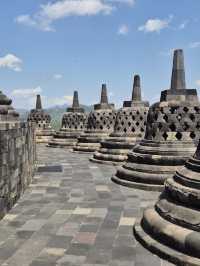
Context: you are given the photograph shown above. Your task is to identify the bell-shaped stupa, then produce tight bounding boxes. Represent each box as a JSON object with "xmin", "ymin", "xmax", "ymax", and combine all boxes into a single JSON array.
[
  {"xmin": 28, "ymin": 95, "xmax": 54, "ymax": 143},
  {"xmin": 112, "ymin": 49, "xmax": 200, "ymax": 191},
  {"xmin": 134, "ymin": 140, "xmax": 200, "ymax": 265},
  {"xmin": 0, "ymin": 90, "xmax": 19, "ymax": 121},
  {"xmin": 91, "ymin": 75, "xmax": 149, "ymax": 165},
  {"xmin": 48, "ymin": 91, "xmax": 87, "ymax": 148},
  {"xmin": 74, "ymin": 84, "xmax": 116, "ymax": 153}
]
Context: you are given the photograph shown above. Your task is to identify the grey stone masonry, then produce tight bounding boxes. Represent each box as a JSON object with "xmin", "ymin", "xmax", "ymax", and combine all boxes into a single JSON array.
[
  {"xmin": 112, "ymin": 49, "xmax": 200, "ymax": 191},
  {"xmin": 134, "ymin": 140, "xmax": 200, "ymax": 266},
  {"xmin": 48, "ymin": 91, "xmax": 87, "ymax": 148},
  {"xmin": 28, "ymin": 95, "xmax": 54, "ymax": 143},
  {"xmin": 0, "ymin": 91, "xmax": 36, "ymax": 219},
  {"xmin": 91, "ymin": 75, "xmax": 149, "ymax": 165},
  {"xmin": 74, "ymin": 84, "xmax": 116, "ymax": 153},
  {"xmin": 0, "ymin": 90, "xmax": 19, "ymax": 121}
]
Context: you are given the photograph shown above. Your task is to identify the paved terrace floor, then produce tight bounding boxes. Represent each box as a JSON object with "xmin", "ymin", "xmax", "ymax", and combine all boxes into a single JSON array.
[{"xmin": 0, "ymin": 145, "xmax": 173, "ymax": 266}]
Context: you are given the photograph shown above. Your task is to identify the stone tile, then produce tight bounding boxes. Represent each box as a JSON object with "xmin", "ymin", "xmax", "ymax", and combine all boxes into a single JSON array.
[
  {"xmin": 72, "ymin": 232, "xmax": 96, "ymax": 245},
  {"xmin": 0, "ymin": 145, "xmax": 167, "ymax": 266},
  {"xmin": 19, "ymin": 219, "xmax": 46, "ymax": 231},
  {"xmin": 73, "ymin": 207, "xmax": 92, "ymax": 215},
  {"xmin": 119, "ymin": 217, "xmax": 136, "ymax": 226}
]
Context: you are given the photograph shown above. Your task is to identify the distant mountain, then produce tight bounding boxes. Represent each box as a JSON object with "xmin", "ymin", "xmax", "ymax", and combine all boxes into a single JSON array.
[{"xmin": 17, "ymin": 104, "xmax": 93, "ymax": 130}]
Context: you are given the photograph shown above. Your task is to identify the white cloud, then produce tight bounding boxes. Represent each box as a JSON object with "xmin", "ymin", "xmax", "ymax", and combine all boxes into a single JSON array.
[
  {"xmin": 16, "ymin": 0, "xmax": 134, "ymax": 31},
  {"xmin": 43, "ymin": 95, "xmax": 73, "ymax": 107},
  {"xmin": 11, "ymin": 87, "xmax": 42, "ymax": 98},
  {"xmin": 0, "ymin": 54, "xmax": 23, "ymax": 72},
  {"xmin": 179, "ymin": 20, "xmax": 189, "ymax": 30},
  {"xmin": 118, "ymin": 24, "xmax": 129, "ymax": 35},
  {"xmin": 10, "ymin": 85, "xmax": 74, "ymax": 108},
  {"xmin": 107, "ymin": 0, "xmax": 135, "ymax": 6},
  {"xmin": 138, "ymin": 15, "xmax": 173, "ymax": 33},
  {"xmin": 189, "ymin": 41, "xmax": 200, "ymax": 49},
  {"xmin": 196, "ymin": 80, "xmax": 200, "ymax": 87},
  {"xmin": 16, "ymin": 0, "xmax": 113, "ymax": 31},
  {"xmin": 53, "ymin": 74, "xmax": 63, "ymax": 79}
]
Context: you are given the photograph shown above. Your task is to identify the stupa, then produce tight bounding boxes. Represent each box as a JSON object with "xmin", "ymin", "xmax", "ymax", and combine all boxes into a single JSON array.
[
  {"xmin": 134, "ymin": 140, "xmax": 200, "ymax": 266},
  {"xmin": 112, "ymin": 49, "xmax": 200, "ymax": 191},
  {"xmin": 74, "ymin": 84, "xmax": 116, "ymax": 153},
  {"xmin": 91, "ymin": 75, "xmax": 149, "ymax": 165},
  {"xmin": 0, "ymin": 91, "xmax": 19, "ymax": 121},
  {"xmin": 48, "ymin": 91, "xmax": 87, "ymax": 148},
  {"xmin": 28, "ymin": 95, "xmax": 54, "ymax": 143}
]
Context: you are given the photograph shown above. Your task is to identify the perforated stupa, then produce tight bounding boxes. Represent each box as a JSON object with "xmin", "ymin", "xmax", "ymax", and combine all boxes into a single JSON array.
[
  {"xmin": 74, "ymin": 84, "xmax": 116, "ymax": 153},
  {"xmin": 91, "ymin": 75, "xmax": 149, "ymax": 165},
  {"xmin": 28, "ymin": 95, "xmax": 54, "ymax": 143},
  {"xmin": 112, "ymin": 49, "xmax": 200, "ymax": 191},
  {"xmin": 48, "ymin": 91, "xmax": 87, "ymax": 148}
]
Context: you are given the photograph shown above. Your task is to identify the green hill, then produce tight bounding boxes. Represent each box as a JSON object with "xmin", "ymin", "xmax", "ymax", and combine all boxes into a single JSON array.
[{"xmin": 17, "ymin": 104, "xmax": 93, "ymax": 130}]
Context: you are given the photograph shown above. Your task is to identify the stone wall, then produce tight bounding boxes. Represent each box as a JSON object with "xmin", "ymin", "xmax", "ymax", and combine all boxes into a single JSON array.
[{"xmin": 0, "ymin": 121, "xmax": 36, "ymax": 218}]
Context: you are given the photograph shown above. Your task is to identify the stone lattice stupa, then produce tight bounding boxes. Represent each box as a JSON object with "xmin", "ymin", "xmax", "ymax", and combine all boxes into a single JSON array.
[
  {"xmin": 91, "ymin": 75, "xmax": 149, "ymax": 165},
  {"xmin": 134, "ymin": 140, "xmax": 200, "ymax": 266},
  {"xmin": 28, "ymin": 95, "xmax": 54, "ymax": 143},
  {"xmin": 74, "ymin": 84, "xmax": 116, "ymax": 153},
  {"xmin": 112, "ymin": 49, "xmax": 200, "ymax": 191},
  {"xmin": 48, "ymin": 91, "xmax": 87, "ymax": 148},
  {"xmin": 0, "ymin": 91, "xmax": 19, "ymax": 121}
]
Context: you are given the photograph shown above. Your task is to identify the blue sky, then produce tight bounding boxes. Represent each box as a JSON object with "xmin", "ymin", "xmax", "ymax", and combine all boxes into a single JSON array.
[{"xmin": 0, "ymin": 0, "xmax": 200, "ymax": 109}]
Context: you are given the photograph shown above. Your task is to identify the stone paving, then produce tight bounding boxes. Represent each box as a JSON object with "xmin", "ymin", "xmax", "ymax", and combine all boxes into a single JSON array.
[{"xmin": 0, "ymin": 145, "xmax": 173, "ymax": 266}]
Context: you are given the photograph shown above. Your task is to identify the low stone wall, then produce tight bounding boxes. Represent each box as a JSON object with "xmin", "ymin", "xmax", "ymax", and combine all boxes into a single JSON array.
[{"xmin": 0, "ymin": 121, "xmax": 36, "ymax": 218}]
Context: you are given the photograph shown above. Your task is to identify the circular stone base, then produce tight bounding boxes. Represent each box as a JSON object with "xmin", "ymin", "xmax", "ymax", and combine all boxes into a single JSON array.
[
  {"xmin": 90, "ymin": 137, "xmax": 136, "ymax": 165},
  {"xmin": 112, "ymin": 139, "xmax": 196, "ymax": 191},
  {"xmin": 73, "ymin": 144, "xmax": 100, "ymax": 153},
  {"xmin": 74, "ymin": 133, "xmax": 110, "ymax": 153},
  {"xmin": 111, "ymin": 175, "xmax": 164, "ymax": 192},
  {"xmin": 134, "ymin": 222, "xmax": 200, "ymax": 266},
  {"xmin": 90, "ymin": 157, "xmax": 121, "ymax": 166},
  {"xmin": 36, "ymin": 136, "xmax": 53, "ymax": 144}
]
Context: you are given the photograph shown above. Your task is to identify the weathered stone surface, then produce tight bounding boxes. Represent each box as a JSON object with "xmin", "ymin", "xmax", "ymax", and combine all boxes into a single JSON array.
[
  {"xmin": 0, "ymin": 91, "xmax": 36, "ymax": 219},
  {"xmin": 48, "ymin": 91, "xmax": 87, "ymax": 148},
  {"xmin": 74, "ymin": 84, "xmax": 116, "ymax": 153},
  {"xmin": 0, "ymin": 91, "xmax": 19, "ymax": 121},
  {"xmin": 0, "ymin": 144, "xmax": 173, "ymax": 266},
  {"xmin": 134, "ymin": 140, "xmax": 200, "ymax": 266},
  {"xmin": 112, "ymin": 49, "xmax": 200, "ymax": 191},
  {"xmin": 91, "ymin": 75, "xmax": 149, "ymax": 165},
  {"xmin": 28, "ymin": 95, "xmax": 54, "ymax": 143}
]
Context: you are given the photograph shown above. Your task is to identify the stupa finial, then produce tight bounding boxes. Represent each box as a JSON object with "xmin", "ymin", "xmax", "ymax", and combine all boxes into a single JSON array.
[
  {"xmin": 132, "ymin": 75, "xmax": 142, "ymax": 101},
  {"xmin": 36, "ymin": 94, "xmax": 42, "ymax": 110},
  {"xmin": 170, "ymin": 49, "xmax": 186, "ymax": 90}
]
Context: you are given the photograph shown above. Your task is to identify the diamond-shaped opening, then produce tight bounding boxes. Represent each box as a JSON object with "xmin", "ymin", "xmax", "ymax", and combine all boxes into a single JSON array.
[
  {"xmin": 158, "ymin": 123, "xmax": 163, "ymax": 130},
  {"xmin": 176, "ymin": 132, "xmax": 182, "ymax": 140},
  {"xmin": 162, "ymin": 132, "xmax": 168, "ymax": 140},
  {"xmin": 194, "ymin": 107, "xmax": 200, "ymax": 113},
  {"xmin": 169, "ymin": 123, "xmax": 176, "ymax": 131},
  {"xmin": 163, "ymin": 114, "xmax": 168, "ymax": 122},
  {"xmin": 190, "ymin": 132, "xmax": 196, "ymax": 139},
  {"xmin": 190, "ymin": 114, "xmax": 195, "ymax": 122},
  {"xmin": 183, "ymin": 107, "xmax": 189, "ymax": 113},
  {"xmin": 132, "ymin": 127, "xmax": 135, "ymax": 132}
]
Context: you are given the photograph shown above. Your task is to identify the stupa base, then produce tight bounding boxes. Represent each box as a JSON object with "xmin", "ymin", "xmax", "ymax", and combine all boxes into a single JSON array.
[
  {"xmin": 134, "ymin": 221, "xmax": 200, "ymax": 266},
  {"xmin": 47, "ymin": 131, "xmax": 81, "ymax": 148},
  {"xmin": 74, "ymin": 133, "xmax": 109, "ymax": 153},
  {"xmin": 91, "ymin": 137, "xmax": 136, "ymax": 165},
  {"xmin": 111, "ymin": 174, "xmax": 164, "ymax": 191},
  {"xmin": 112, "ymin": 139, "xmax": 196, "ymax": 191}
]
